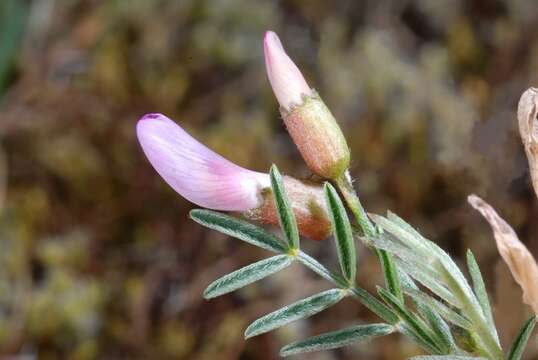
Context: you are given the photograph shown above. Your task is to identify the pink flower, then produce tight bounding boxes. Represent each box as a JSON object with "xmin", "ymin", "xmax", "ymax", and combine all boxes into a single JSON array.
[
  {"xmin": 264, "ymin": 31, "xmax": 312, "ymax": 111},
  {"xmin": 137, "ymin": 113, "xmax": 333, "ymax": 240},
  {"xmin": 136, "ymin": 113, "xmax": 269, "ymax": 211}
]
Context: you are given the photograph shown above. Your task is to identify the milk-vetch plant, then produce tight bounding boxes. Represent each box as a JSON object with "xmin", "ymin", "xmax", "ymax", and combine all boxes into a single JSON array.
[{"xmin": 136, "ymin": 31, "xmax": 538, "ymax": 359}]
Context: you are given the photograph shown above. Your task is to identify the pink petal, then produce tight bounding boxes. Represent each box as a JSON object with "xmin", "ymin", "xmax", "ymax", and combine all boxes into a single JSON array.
[
  {"xmin": 264, "ymin": 31, "xmax": 312, "ymax": 111},
  {"xmin": 137, "ymin": 114, "xmax": 269, "ymax": 211}
]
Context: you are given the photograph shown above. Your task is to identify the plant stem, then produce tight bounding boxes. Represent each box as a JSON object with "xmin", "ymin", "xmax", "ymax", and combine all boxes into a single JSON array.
[
  {"xmin": 335, "ymin": 171, "xmax": 404, "ymax": 302},
  {"xmin": 297, "ymin": 251, "xmax": 398, "ymax": 324},
  {"xmin": 336, "ymin": 171, "xmax": 502, "ymax": 359},
  {"xmin": 438, "ymin": 265, "xmax": 504, "ymax": 360},
  {"xmin": 335, "ymin": 171, "xmax": 375, "ymax": 237}
]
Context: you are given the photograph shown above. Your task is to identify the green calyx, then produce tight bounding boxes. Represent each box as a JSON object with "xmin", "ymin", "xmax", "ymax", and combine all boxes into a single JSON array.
[{"xmin": 282, "ymin": 92, "xmax": 350, "ymax": 180}]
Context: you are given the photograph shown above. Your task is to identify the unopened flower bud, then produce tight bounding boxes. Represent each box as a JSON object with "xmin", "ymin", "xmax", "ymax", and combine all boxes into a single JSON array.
[
  {"xmin": 468, "ymin": 194, "xmax": 538, "ymax": 315},
  {"xmin": 264, "ymin": 31, "xmax": 312, "ymax": 111},
  {"xmin": 136, "ymin": 113, "xmax": 331, "ymax": 240},
  {"xmin": 264, "ymin": 31, "xmax": 350, "ymax": 180}
]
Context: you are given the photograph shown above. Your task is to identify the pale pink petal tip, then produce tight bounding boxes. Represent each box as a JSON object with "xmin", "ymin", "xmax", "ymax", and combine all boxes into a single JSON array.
[
  {"xmin": 137, "ymin": 114, "xmax": 269, "ymax": 211},
  {"xmin": 263, "ymin": 30, "xmax": 312, "ymax": 111}
]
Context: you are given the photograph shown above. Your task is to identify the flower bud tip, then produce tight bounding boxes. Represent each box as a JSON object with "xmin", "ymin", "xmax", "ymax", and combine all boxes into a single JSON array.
[{"xmin": 264, "ymin": 30, "xmax": 312, "ymax": 111}]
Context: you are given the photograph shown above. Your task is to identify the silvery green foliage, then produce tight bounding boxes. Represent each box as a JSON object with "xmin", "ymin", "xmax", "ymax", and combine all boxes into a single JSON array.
[
  {"xmin": 244, "ymin": 289, "xmax": 346, "ymax": 339},
  {"xmin": 409, "ymin": 356, "xmax": 486, "ymax": 360},
  {"xmin": 203, "ymin": 255, "xmax": 293, "ymax": 299},
  {"xmin": 269, "ymin": 165, "xmax": 300, "ymax": 250},
  {"xmin": 190, "ymin": 209, "xmax": 286, "ymax": 253},
  {"xmin": 369, "ymin": 212, "xmax": 504, "ymax": 359},
  {"xmin": 467, "ymin": 251, "xmax": 496, "ymax": 334},
  {"xmin": 324, "ymin": 183, "xmax": 356, "ymax": 285},
  {"xmin": 506, "ymin": 316, "xmax": 536, "ymax": 360},
  {"xmin": 190, "ymin": 165, "xmax": 535, "ymax": 359},
  {"xmin": 280, "ymin": 323, "xmax": 394, "ymax": 356}
]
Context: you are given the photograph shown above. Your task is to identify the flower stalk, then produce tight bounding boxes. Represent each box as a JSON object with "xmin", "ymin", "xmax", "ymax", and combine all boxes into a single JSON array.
[{"xmin": 335, "ymin": 171, "xmax": 375, "ymax": 237}]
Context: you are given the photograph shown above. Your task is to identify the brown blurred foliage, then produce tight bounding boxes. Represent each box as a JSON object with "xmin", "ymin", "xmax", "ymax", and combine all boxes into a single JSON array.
[{"xmin": 1, "ymin": 0, "xmax": 538, "ymax": 359}]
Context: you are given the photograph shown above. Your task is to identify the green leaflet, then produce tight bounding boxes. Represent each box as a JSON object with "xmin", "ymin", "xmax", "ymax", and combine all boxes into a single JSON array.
[
  {"xmin": 393, "ymin": 258, "xmax": 460, "ymax": 308},
  {"xmin": 190, "ymin": 209, "xmax": 287, "ymax": 253},
  {"xmin": 371, "ymin": 233, "xmax": 439, "ymax": 276},
  {"xmin": 378, "ymin": 287, "xmax": 443, "ymax": 354},
  {"xmin": 378, "ymin": 249, "xmax": 403, "ymax": 302},
  {"xmin": 386, "ymin": 210, "xmax": 424, "ymax": 240},
  {"xmin": 506, "ymin": 316, "xmax": 536, "ymax": 360},
  {"xmin": 244, "ymin": 288, "xmax": 345, "ymax": 339},
  {"xmin": 280, "ymin": 323, "xmax": 394, "ymax": 356},
  {"xmin": 369, "ymin": 213, "xmax": 431, "ymax": 257},
  {"xmin": 374, "ymin": 213, "xmax": 468, "ymax": 299},
  {"xmin": 403, "ymin": 274, "xmax": 460, "ymax": 354},
  {"xmin": 336, "ymin": 181, "xmax": 407, "ymax": 327},
  {"xmin": 400, "ymin": 323, "xmax": 445, "ymax": 355},
  {"xmin": 373, "ymin": 229, "xmax": 462, "ymax": 307},
  {"xmin": 190, "ymin": 165, "xmax": 508, "ymax": 358},
  {"xmin": 203, "ymin": 255, "xmax": 293, "ymax": 299},
  {"xmin": 375, "ymin": 212, "xmax": 502, "ymax": 358},
  {"xmin": 269, "ymin": 165, "xmax": 300, "ymax": 250},
  {"xmin": 404, "ymin": 288, "xmax": 472, "ymax": 330},
  {"xmin": 409, "ymin": 356, "xmax": 486, "ymax": 360},
  {"xmin": 436, "ymin": 264, "xmax": 503, "ymax": 360},
  {"xmin": 373, "ymin": 213, "xmax": 471, "ymax": 299},
  {"xmin": 418, "ymin": 302, "xmax": 454, "ymax": 354},
  {"xmin": 297, "ymin": 251, "xmax": 398, "ymax": 324},
  {"xmin": 466, "ymin": 250, "xmax": 496, "ymax": 338},
  {"xmin": 324, "ymin": 183, "xmax": 356, "ymax": 284},
  {"xmin": 335, "ymin": 172, "xmax": 376, "ymax": 236}
]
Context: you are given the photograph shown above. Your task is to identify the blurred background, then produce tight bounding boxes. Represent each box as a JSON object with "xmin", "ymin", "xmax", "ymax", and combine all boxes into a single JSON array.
[{"xmin": 1, "ymin": 0, "xmax": 538, "ymax": 359}]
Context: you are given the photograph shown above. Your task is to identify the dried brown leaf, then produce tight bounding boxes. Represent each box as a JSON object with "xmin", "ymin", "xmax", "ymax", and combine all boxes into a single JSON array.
[
  {"xmin": 468, "ymin": 194, "xmax": 538, "ymax": 315},
  {"xmin": 518, "ymin": 87, "xmax": 538, "ymax": 199}
]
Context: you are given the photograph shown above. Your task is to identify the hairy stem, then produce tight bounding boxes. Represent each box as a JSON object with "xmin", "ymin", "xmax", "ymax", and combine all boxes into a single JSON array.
[
  {"xmin": 297, "ymin": 251, "xmax": 397, "ymax": 324},
  {"xmin": 335, "ymin": 171, "xmax": 375, "ymax": 236},
  {"xmin": 336, "ymin": 171, "xmax": 404, "ymax": 301}
]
